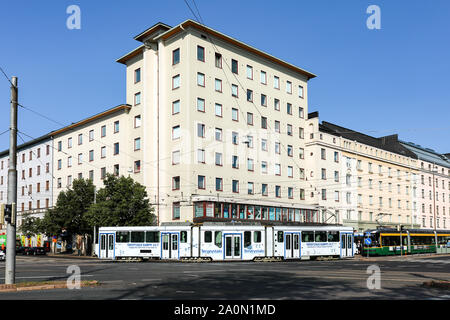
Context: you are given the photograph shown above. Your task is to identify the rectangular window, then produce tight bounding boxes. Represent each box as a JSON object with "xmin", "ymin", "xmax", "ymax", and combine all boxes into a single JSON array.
[
  {"xmin": 274, "ymin": 98, "xmax": 280, "ymax": 111},
  {"xmin": 274, "ymin": 76, "xmax": 280, "ymax": 89},
  {"xmin": 89, "ymin": 150, "xmax": 94, "ymax": 162},
  {"xmin": 261, "ymin": 116, "xmax": 267, "ymax": 129},
  {"xmin": 172, "ymin": 100, "xmax": 180, "ymax": 114},
  {"xmin": 247, "ymin": 89, "xmax": 253, "ymax": 102},
  {"xmin": 232, "ymin": 108, "xmax": 238, "ymax": 121},
  {"xmin": 197, "ymin": 72, "xmax": 205, "ymax": 86},
  {"xmin": 114, "ymin": 142, "xmax": 119, "ymax": 155},
  {"xmin": 197, "ymin": 123, "xmax": 205, "ymax": 138},
  {"xmin": 232, "ymin": 132, "xmax": 239, "ymax": 145},
  {"xmin": 197, "ymin": 98, "xmax": 205, "ymax": 112},
  {"xmin": 172, "ymin": 48, "xmax": 180, "ymax": 65},
  {"xmin": 197, "ymin": 149, "xmax": 205, "ymax": 163},
  {"xmin": 197, "ymin": 45, "xmax": 205, "ymax": 61},
  {"xmin": 215, "ymin": 52, "xmax": 222, "ymax": 68},
  {"xmin": 247, "ymin": 112, "xmax": 253, "ymax": 125},
  {"xmin": 215, "ymin": 103, "xmax": 222, "ymax": 117},
  {"xmin": 172, "ymin": 74, "xmax": 180, "ymax": 89},
  {"xmin": 231, "ymin": 59, "xmax": 238, "ymax": 74},
  {"xmin": 274, "ymin": 120, "xmax": 280, "ymax": 133},
  {"xmin": 231, "ymin": 84, "xmax": 238, "ymax": 97},
  {"xmin": 172, "ymin": 125, "xmax": 181, "ymax": 140},
  {"xmin": 215, "ymin": 152, "xmax": 223, "ymax": 166},
  {"xmin": 260, "ymin": 71, "xmax": 267, "ymax": 84},
  {"xmin": 134, "ymin": 115, "xmax": 141, "ymax": 128},
  {"xmin": 101, "ymin": 147, "xmax": 106, "ymax": 158},
  {"xmin": 261, "ymin": 94, "xmax": 267, "ymax": 107},
  {"xmin": 172, "ymin": 150, "xmax": 180, "ymax": 165},
  {"xmin": 298, "ymin": 85, "xmax": 304, "ymax": 98},
  {"xmin": 101, "ymin": 168, "xmax": 106, "ymax": 180},
  {"xmin": 232, "ymin": 180, "xmax": 239, "ymax": 193},
  {"xmin": 114, "ymin": 121, "xmax": 119, "ymax": 133},
  {"xmin": 134, "ymin": 138, "xmax": 141, "ymax": 151},
  {"xmin": 172, "ymin": 176, "xmax": 180, "ymax": 190},
  {"xmin": 134, "ymin": 92, "xmax": 141, "ymax": 105},
  {"xmin": 173, "ymin": 203, "xmax": 180, "ymax": 220},
  {"xmin": 299, "ymin": 107, "xmax": 304, "ymax": 118},
  {"xmin": 246, "ymin": 65, "xmax": 253, "ymax": 79},
  {"xmin": 248, "ymin": 182, "xmax": 254, "ymax": 195},
  {"xmin": 232, "ymin": 156, "xmax": 239, "ymax": 169},
  {"xmin": 215, "ymin": 78, "xmax": 222, "ymax": 92},
  {"xmin": 287, "ymin": 103, "xmax": 292, "ymax": 115},
  {"xmin": 215, "ymin": 128, "xmax": 222, "ymax": 141},
  {"xmin": 198, "ymin": 175, "xmax": 206, "ymax": 189},
  {"xmin": 216, "ymin": 178, "xmax": 223, "ymax": 191},
  {"xmin": 286, "ymin": 80, "xmax": 292, "ymax": 94},
  {"xmin": 262, "ymin": 184, "xmax": 268, "ymax": 196}
]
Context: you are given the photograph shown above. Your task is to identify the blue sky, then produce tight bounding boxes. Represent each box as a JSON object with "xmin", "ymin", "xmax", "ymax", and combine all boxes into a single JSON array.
[{"xmin": 0, "ymin": 0, "xmax": 449, "ymax": 153}]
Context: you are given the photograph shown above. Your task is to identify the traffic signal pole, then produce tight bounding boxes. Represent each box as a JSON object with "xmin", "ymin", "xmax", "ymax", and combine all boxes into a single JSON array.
[{"xmin": 6, "ymin": 76, "xmax": 18, "ymax": 284}]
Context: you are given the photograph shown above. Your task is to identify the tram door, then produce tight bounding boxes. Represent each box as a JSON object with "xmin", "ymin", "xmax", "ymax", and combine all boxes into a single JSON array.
[
  {"xmin": 285, "ymin": 233, "xmax": 300, "ymax": 259},
  {"xmin": 100, "ymin": 233, "xmax": 115, "ymax": 259},
  {"xmin": 161, "ymin": 233, "xmax": 179, "ymax": 260},
  {"xmin": 224, "ymin": 234, "xmax": 241, "ymax": 259},
  {"xmin": 340, "ymin": 233, "xmax": 353, "ymax": 257}
]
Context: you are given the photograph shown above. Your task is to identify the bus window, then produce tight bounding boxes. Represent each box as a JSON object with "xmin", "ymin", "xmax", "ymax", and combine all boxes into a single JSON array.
[
  {"xmin": 254, "ymin": 231, "xmax": 262, "ymax": 243},
  {"xmin": 116, "ymin": 231, "xmax": 130, "ymax": 243},
  {"xmin": 204, "ymin": 231, "xmax": 212, "ymax": 243},
  {"xmin": 327, "ymin": 231, "xmax": 340, "ymax": 242},
  {"xmin": 315, "ymin": 231, "xmax": 327, "ymax": 242},
  {"xmin": 302, "ymin": 231, "xmax": 314, "ymax": 242},
  {"xmin": 277, "ymin": 231, "xmax": 284, "ymax": 242},
  {"xmin": 145, "ymin": 231, "xmax": 159, "ymax": 243},
  {"xmin": 131, "ymin": 231, "xmax": 145, "ymax": 243},
  {"xmin": 244, "ymin": 231, "xmax": 252, "ymax": 248},
  {"xmin": 180, "ymin": 231, "xmax": 188, "ymax": 243},
  {"xmin": 214, "ymin": 231, "xmax": 222, "ymax": 248}
]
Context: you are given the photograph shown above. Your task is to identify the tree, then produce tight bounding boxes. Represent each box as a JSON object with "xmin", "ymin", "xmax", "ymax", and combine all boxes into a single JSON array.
[
  {"xmin": 39, "ymin": 178, "xmax": 96, "ymax": 237},
  {"xmin": 85, "ymin": 174, "xmax": 155, "ymax": 227},
  {"xmin": 18, "ymin": 213, "xmax": 43, "ymax": 238}
]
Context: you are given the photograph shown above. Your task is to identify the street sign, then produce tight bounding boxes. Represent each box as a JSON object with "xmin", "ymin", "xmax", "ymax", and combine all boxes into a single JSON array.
[{"xmin": 365, "ymin": 238, "xmax": 372, "ymax": 246}]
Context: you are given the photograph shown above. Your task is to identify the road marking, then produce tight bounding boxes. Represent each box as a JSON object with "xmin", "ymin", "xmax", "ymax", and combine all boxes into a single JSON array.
[{"xmin": 0, "ymin": 275, "xmax": 93, "ymax": 280}]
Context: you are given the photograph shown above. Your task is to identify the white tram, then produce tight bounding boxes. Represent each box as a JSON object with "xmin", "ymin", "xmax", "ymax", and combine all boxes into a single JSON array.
[{"xmin": 96, "ymin": 222, "xmax": 355, "ymax": 261}]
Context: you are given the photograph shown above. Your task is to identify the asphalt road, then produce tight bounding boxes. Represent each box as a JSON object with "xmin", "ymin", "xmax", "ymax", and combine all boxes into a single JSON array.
[{"xmin": 0, "ymin": 254, "xmax": 449, "ymax": 300}]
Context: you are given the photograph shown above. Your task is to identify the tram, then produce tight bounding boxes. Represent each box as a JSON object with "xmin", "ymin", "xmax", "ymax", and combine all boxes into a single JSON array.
[
  {"xmin": 362, "ymin": 228, "xmax": 450, "ymax": 256},
  {"xmin": 96, "ymin": 222, "xmax": 356, "ymax": 261}
]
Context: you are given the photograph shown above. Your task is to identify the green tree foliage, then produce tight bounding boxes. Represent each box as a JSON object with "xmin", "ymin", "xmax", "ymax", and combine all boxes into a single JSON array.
[
  {"xmin": 38, "ymin": 178, "xmax": 95, "ymax": 237},
  {"xmin": 18, "ymin": 213, "xmax": 42, "ymax": 237},
  {"xmin": 86, "ymin": 174, "xmax": 155, "ymax": 227}
]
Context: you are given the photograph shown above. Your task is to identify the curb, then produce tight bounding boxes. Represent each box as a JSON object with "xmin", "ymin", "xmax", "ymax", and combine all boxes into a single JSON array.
[{"xmin": 0, "ymin": 280, "xmax": 99, "ymax": 293}]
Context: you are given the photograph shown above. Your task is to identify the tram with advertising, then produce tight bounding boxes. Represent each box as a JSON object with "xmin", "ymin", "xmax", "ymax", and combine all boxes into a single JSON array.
[
  {"xmin": 96, "ymin": 222, "xmax": 355, "ymax": 261},
  {"xmin": 361, "ymin": 228, "xmax": 450, "ymax": 256}
]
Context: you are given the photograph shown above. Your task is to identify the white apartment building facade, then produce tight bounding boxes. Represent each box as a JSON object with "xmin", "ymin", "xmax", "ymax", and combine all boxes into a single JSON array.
[{"xmin": 117, "ymin": 20, "xmax": 319, "ymax": 224}]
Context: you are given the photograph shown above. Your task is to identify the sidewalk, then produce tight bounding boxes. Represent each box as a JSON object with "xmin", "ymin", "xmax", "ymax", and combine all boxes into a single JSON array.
[
  {"xmin": 354, "ymin": 253, "xmax": 450, "ymax": 261},
  {"xmin": 45, "ymin": 253, "xmax": 99, "ymax": 260}
]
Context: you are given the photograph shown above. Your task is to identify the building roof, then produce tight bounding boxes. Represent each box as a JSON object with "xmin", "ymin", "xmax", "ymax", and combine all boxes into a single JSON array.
[
  {"xmin": 0, "ymin": 133, "xmax": 51, "ymax": 158},
  {"xmin": 50, "ymin": 104, "xmax": 131, "ymax": 136},
  {"xmin": 400, "ymin": 141, "xmax": 450, "ymax": 169},
  {"xmin": 119, "ymin": 19, "xmax": 316, "ymax": 80},
  {"xmin": 319, "ymin": 121, "xmax": 418, "ymax": 159}
]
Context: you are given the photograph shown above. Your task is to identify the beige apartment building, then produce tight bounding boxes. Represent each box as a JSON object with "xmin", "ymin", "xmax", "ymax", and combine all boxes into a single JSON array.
[
  {"xmin": 52, "ymin": 104, "xmax": 144, "ymax": 200},
  {"xmin": 117, "ymin": 20, "xmax": 319, "ymax": 224},
  {"xmin": 306, "ymin": 115, "xmax": 423, "ymax": 232}
]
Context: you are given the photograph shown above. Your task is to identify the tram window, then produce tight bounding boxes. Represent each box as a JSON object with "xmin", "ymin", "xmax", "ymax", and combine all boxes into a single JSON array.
[
  {"xmin": 180, "ymin": 231, "xmax": 188, "ymax": 243},
  {"xmin": 101, "ymin": 235, "xmax": 106, "ymax": 250},
  {"xmin": 327, "ymin": 231, "xmax": 339, "ymax": 242},
  {"xmin": 381, "ymin": 236, "xmax": 400, "ymax": 246},
  {"xmin": 244, "ymin": 231, "xmax": 252, "ymax": 248},
  {"xmin": 116, "ymin": 231, "xmax": 130, "ymax": 243},
  {"xmin": 438, "ymin": 235, "xmax": 450, "ymax": 245},
  {"xmin": 131, "ymin": 231, "xmax": 145, "ymax": 243},
  {"xmin": 302, "ymin": 231, "xmax": 314, "ymax": 242},
  {"xmin": 277, "ymin": 231, "xmax": 284, "ymax": 242},
  {"xmin": 204, "ymin": 231, "xmax": 212, "ymax": 243},
  {"xmin": 145, "ymin": 231, "xmax": 160, "ymax": 243},
  {"xmin": 254, "ymin": 231, "xmax": 262, "ymax": 243},
  {"xmin": 315, "ymin": 231, "xmax": 327, "ymax": 242},
  {"xmin": 214, "ymin": 231, "xmax": 222, "ymax": 248}
]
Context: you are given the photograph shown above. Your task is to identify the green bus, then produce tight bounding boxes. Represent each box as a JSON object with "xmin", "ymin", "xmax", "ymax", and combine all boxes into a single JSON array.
[{"xmin": 362, "ymin": 228, "xmax": 450, "ymax": 256}]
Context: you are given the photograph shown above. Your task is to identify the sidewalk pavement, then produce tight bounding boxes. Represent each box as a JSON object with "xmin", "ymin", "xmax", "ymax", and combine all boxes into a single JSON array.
[{"xmin": 45, "ymin": 253, "xmax": 99, "ymax": 260}]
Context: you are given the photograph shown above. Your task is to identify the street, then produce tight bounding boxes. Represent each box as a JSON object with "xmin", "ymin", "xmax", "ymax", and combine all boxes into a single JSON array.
[{"xmin": 0, "ymin": 254, "xmax": 449, "ymax": 300}]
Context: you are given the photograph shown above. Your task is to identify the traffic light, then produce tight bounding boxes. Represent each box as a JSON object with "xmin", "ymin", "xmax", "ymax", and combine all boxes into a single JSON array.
[
  {"xmin": 4, "ymin": 204, "xmax": 12, "ymax": 223},
  {"xmin": 1, "ymin": 203, "xmax": 15, "ymax": 224}
]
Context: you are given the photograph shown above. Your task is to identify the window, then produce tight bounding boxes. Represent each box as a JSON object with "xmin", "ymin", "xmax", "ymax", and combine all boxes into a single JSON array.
[
  {"xmin": 232, "ymin": 155, "xmax": 239, "ymax": 169},
  {"xmin": 216, "ymin": 178, "xmax": 223, "ymax": 191},
  {"xmin": 172, "ymin": 48, "xmax": 180, "ymax": 65},
  {"xmin": 232, "ymin": 132, "xmax": 239, "ymax": 145},
  {"xmin": 89, "ymin": 150, "xmax": 94, "ymax": 162},
  {"xmin": 134, "ymin": 92, "xmax": 141, "ymax": 105},
  {"xmin": 198, "ymin": 175, "xmax": 206, "ymax": 189},
  {"xmin": 89, "ymin": 130, "xmax": 94, "ymax": 141},
  {"xmin": 248, "ymin": 182, "xmax": 254, "ymax": 195},
  {"xmin": 260, "ymin": 70, "xmax": 267, "ymax": 84},
  {"xmin": 288, "ymin": 187, "xmax": 294, "ymax": 199},
  {"xmin": 287, "ymin": 145, "xmax": 293, "ymax": 157},
  {"xmin": 261, "ymin": 161, "xmax": 268, "ymax": 174},
  {"xmin": 215, "ymin": 53, "xmax": 222, "ymax": 68},
  {"xmin": 271, "ymin": 99, "xmax": 279, "ymax": 113},
  {"xmin": 231, "ymin": 59, "xmax": 238, "ymax": 74},
  {"xmin": 172, "ymin": 176, "xmax": 180, "ymax": 190},
  {"xmin": 57, "ymin": 141, "xmax": 62, "ymax": 152},
  {"xmin": 261, "ymin": 94, "xmax": 267, "ymax": 107},
  {"xmin": 134, "ymin": 138, "xmax": 141, "ymax": 151},
  {"xmin": 215, "ymin": 128, "xmax": 222, "ymax": 141},
  {"xmin": 299, "ymin": 107, "xmax": 304, "ymax": 118},
  {"xmin": 275, "ymin": 142, "xmax": 280, "ymax": 154},
  {"xmin": 173, "ymin": 203, "xmax": 180, "ymax": 219},
  {"xmin": 197, "ymin": 72, "xmax": 205, "ymax": 86},
  {"xmin": 287, "ymin": 124, "xmax": 293, "ymax": 136},
  {"xmin": 215, "ymin": 103, "xmax": 222, "ymax": 117},
  {"xmin": 274, "ymin": 120, "xmax": 280, "ymax": 133},
  {"xmin": 232, "ymin": 108, "xmax": 239, "ymax": 121},
  {"xmin": 114, "ymin": 143, "xmax": 119, "ymax": 155},
  {"xmin": 232, "ymin": 180, "xmax": 239, "ymax": 193},
  {"xmin": 197, "ymin": 98, "xmax": 205, "ymax": 112},
  {"xmin": 113, "ymin": 164, "xmax": 119, "ymax": 176},
  {"xmin": 215, "ymin": 152, "xmax": 223, "ymax": 166},
  {"xmin": 114, "ymin": 121, "xmax": 119, "ymax": 133},
  {"xmin": 67, "ymin": 137, "xmax": 73, "ymax": 148},
  {"xmin": 197, "ymin": 149, "xmax": 205, "ymax": 163},
  {"xmin": 275, "ymin": 186, "xmax": 281, "ymax": 198},
  {"xmin": 172, "ymin": 125, "xmax": 181, "ymax": 140},
  {"xmin": 321, "ymin": 148, "xmax": 326, "ymax": 160},
  {"xmin": 262, "ymin": 184, "xmax": 268, "ymax": 196},
  {"xmin": 322, "ymin": 189, "xmax": 327, "ymax": 200},
  {"xmin": 288, "ymin": 166, "xmax": 293, "ymax": 178},
  {"xmin": 299, "ymin": 127, "xmax": 304, "ymax": 139},
  {"xmin": 247, "ymin": 112, "xmax": 253, "ymax": 125},
  {"xmin": 287, "ymin": 103, "xmax": 292, "ymax": 115},
  {"xmin": 215, "ymin": 78, "xmax": 222, "ymax": 92},
  {"xmin": 172, "ymin": 74, "xmax": 180, "ymax": 89},
  {"xmin": 246, "ymin": 65, "xmax": 253, "ymax": 79},
  {"xmin": 100, "ymin": 168, "xmax": 106, "ymax": 180},
  {"xmin": 274, "ymin": 76, "xmax": 280, "ymax": 89},
  {"xmin": 286, "ymin": 81, "xmax": 292, "ymax": 93},
  {"xmin": 247, "ymin": 89, "xmax": 253, "ymax": 102},
  {"xmin": 101, "ymin": 147, "xmax": 106, "ymax": 158},
  {"xmin": 172, "ymin": 100, "xmax": 180, "ymax": 114},
  {"xmin": 247, "ymin": 158, "xmax": 254, "ymax": 171},
  {"xmin": 78, "ymin": 133, "xmax": 83, "ymax": 145},
  {"xmin": 275, "ymin": 164, "xmax": 281, "ymax": 176},
  {"xmin": 298, "ymin": 85, "xmax": 304, "ymax": 98},
  {"xmin": 231, "ymin": 84, "xmax": 238, "ymax": 97},
  {"xmin": 261, "ymin": 116, "xmax": 267, "ymax": 129},
  {"xmin": 197, "ymin": 45, "xmax": 205, "ymax": 61},
  {"xmin": 134, "ymin": 115, "xmax": 141, "ymax": 128},
  {"xmin": 261, "ymin": 139, "xmax": 267, "ymax": 151},
  {"xmin": 197, "ymin": 123, "xmax": 205, "ymax": 138}
]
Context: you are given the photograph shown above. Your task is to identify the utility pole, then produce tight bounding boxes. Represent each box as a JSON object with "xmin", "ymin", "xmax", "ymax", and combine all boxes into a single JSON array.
[{"xmin": 6, "ymin": 76, "xmax": 18, "ymax": 284}]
